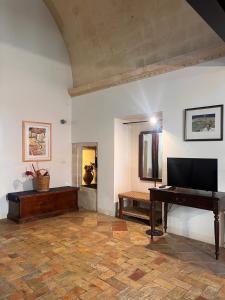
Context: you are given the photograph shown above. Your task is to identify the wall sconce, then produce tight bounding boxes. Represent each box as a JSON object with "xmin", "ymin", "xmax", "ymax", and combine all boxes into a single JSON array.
[{"xmin": 149, "ymin": 116, "xmax": 158, "ymax": 125}]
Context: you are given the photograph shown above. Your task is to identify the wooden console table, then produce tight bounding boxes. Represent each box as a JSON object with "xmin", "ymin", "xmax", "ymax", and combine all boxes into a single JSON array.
[
  {"xmin": 149, "ymin": 187, "xmax": 225, "ymax": 259},
  {"xmin": 7, "ymin": 186, "xmax": 79, "ymax": 223}
]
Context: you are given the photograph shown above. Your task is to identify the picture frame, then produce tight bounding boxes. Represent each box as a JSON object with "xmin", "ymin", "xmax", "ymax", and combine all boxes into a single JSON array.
[
  {"xmin": 184, "ymin": 105, "xmax": 223, "ymax": 141},
  {"xmin": 22, "ymin": 121, "xmax": 52, "ymax": 162}
]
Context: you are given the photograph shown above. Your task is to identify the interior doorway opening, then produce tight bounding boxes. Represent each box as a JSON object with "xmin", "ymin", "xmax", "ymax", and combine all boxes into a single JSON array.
[{"xmin": 72, "ymin": 143, "xmax": 98, "ymax": 212}]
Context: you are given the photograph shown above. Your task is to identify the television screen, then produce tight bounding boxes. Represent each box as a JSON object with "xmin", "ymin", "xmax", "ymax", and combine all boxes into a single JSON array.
[{"xmin": 167, "ymin": 158, "xmax": 218, "ymax": 192}]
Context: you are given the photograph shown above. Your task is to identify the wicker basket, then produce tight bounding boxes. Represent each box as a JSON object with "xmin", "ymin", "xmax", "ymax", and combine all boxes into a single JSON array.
[{"xmin": 36, "ymin": 175, "xmax": 50, "ymax": 192}]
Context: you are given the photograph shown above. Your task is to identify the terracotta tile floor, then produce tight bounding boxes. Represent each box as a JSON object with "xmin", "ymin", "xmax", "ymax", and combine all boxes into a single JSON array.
[{"xmin": 1, "ymin": 211, "xmax": 225, "ymax": 299}]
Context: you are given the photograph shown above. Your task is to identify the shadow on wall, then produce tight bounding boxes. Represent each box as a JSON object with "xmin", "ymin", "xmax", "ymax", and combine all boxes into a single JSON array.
[
  {"xmin": 0, "ymin": 196, "xmax": 8, "ymax": 219},
  {"xmin": 13, "ymin": 179, "xmax": 33, "ymax": 192},
  {"xmin": 0, "ymin": 0, "xmax": 69, "ymax": 65},
  {"xmin": 0, "ymin": 179, "xmax": 33, "ymax": 218}
]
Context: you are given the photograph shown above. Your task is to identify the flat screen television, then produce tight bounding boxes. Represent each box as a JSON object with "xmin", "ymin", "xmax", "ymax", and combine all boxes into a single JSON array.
[{"xmin": 167, "ymin": 158, "xmax": 218, "ymax": 192}]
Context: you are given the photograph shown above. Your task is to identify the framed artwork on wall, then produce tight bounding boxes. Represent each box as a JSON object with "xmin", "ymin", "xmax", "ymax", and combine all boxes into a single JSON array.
[
  {"xmin": 22, "ymin": 121, "xmax": 52, "ymax": 162},
  {"xmin": 184, "ymin": 105, "xmax": 223, "ymax": 141}
]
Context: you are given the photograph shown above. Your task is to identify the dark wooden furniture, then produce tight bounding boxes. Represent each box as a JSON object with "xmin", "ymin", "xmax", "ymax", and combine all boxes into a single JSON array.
[
  {"xmin": 7, "ymin": 186, "xmax": 79, "ymax": 223},
  {"xmin": 149, "ymin": 187, "xmax": 225, "ymax": 259}
]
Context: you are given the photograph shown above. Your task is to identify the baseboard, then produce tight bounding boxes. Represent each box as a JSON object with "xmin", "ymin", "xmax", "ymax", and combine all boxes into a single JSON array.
[
  {"xmin": 167, "ymin": 226, "xmax": 217, "ymax": 246},
  {"xmin": 0, "ymin": 214, "xmax": 7, "ymax": 220},
  {"xmin": 97, "ymin": 207, "xmax": 115, "ymax": 217}
]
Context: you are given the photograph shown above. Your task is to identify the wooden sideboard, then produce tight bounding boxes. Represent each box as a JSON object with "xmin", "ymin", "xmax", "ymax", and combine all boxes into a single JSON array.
[{"xmin": 7, "ymin": 186, "xmax": 79, "ymax": 223}]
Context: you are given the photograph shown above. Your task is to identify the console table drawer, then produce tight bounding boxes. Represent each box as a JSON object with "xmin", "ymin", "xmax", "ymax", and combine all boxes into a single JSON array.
[
  {"xmin": 170, "ymin": 194, "xmax": 215, "ymax": 210},
  {"xmin": 151, "ymin": 189, "xmax": 217, "ymax": 211}
]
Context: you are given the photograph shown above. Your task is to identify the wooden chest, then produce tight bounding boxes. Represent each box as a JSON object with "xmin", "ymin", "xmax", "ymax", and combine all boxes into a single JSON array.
[{"xmin": 7, "ymin": 186, "xmax": 79, "ymax": 223}]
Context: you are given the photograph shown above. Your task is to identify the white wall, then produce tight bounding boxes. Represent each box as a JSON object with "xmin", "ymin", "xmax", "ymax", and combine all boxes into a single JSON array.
[
  {"xmin": 72, "ymin": 57, "xmax": 225, "ymax": 244},
  {"xmin": 0, "ymin": 0, "xmax": 73, "ymax": 218},
  {"xmin": 114, "ymin": 120, "xmax": 162, "ymax": 195},
  {"xmin": 114, "ymin": 119, "xmax": 132, "ymax": 202},
  {"xmin": 114, "ymin": 120, "xmax": 162, "ymax": 213}
]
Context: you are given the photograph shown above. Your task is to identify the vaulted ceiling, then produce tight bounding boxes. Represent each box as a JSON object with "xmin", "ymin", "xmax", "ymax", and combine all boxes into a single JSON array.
[{"xmin": 44, "ymin": 0, "xmax": 225, "ymax": 96}]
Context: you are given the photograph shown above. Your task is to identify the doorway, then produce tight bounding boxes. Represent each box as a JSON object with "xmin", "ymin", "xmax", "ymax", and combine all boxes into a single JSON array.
[{"xmin": 72, "ymin": 143, "xmax": 98, "ymax": 211}]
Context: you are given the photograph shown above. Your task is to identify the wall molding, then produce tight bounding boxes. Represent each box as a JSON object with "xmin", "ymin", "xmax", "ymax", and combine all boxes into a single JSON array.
[{"xmin": 68, "ymin": 45, "xmax": 225, "ymax": 97}]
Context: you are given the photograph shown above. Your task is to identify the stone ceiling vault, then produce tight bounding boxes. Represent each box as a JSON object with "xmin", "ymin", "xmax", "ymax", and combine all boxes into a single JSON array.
[{"xmin": 44, "ymin": 0, "xmax": 225, "ymax": 96}]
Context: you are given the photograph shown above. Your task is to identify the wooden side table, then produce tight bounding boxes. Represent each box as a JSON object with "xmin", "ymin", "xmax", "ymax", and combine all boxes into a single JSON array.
[{"xmin": 118, "ymin": 191, "xmax": 151, "ymax": 222}]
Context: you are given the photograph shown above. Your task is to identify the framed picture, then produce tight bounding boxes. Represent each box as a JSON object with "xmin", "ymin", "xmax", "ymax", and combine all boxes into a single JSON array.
[
  {"xmin": 22, "ymin": 121, "xmax": 52, "ymax": 161},
  {"xmin": 184, "ymin": 105, "xmax": 223, "ymax": 141}
]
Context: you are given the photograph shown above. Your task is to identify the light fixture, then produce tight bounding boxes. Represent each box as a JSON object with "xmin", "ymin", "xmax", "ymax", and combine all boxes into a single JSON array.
[{"xmin": 149, "ymin": 116, "xmax": 158, "ymax": 125}]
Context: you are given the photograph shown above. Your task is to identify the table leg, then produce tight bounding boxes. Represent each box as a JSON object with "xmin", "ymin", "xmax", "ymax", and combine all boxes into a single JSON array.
[
  {"xmin": 133, "ymin": 200, "xmax": 138, "ymax": 208},
  {"xmin": 164, "ymin": 202, "xmax": 168, "ymax": 233},
  {"xmin": 150, "ymin": 199, "xmax": 155, "ymax": 240},
  {"xmin": 119, "ymin": 197, "xmax": 123, "ymax": 219},
  {"xmin": 214, "ymin": 210, "xmax": 219, "ymax": 260}
]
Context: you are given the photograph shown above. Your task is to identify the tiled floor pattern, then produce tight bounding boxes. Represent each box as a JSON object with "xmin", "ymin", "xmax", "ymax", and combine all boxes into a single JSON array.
[
  {"xmin": 1, "ymin": 211, "xmax": 225, "ymax": 299},
  {"xmin": 147, "ymin": 233, "xmax": 225, "ymax": 276}
]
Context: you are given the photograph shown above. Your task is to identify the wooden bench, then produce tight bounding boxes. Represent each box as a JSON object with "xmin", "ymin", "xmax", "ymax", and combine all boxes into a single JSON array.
[{"xmin": 118, "ymin": 191, "xmax": 150, "ymax": 222}]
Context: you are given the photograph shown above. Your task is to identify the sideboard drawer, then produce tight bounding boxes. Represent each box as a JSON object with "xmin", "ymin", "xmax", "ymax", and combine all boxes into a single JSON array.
[
  {"xmin": 20, "ymin": 195, "xmax": 54, "ymax": 217},
  {"xmin": 53, "ymin": 191, "xmax": 77, "ymax": 211},
  {"xmin": 20, "ymin": 196, "xmax": 42, "ymax": 217}
]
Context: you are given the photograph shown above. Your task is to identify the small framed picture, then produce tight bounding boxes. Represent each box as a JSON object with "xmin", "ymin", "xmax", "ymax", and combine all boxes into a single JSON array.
[
  {"xmin": 184, "ymin": 105, "xmax": 223, "ymax": 141},
  {"xmin": 22, "ymin": 121, "xmax": 52, "ymax": 161}
]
